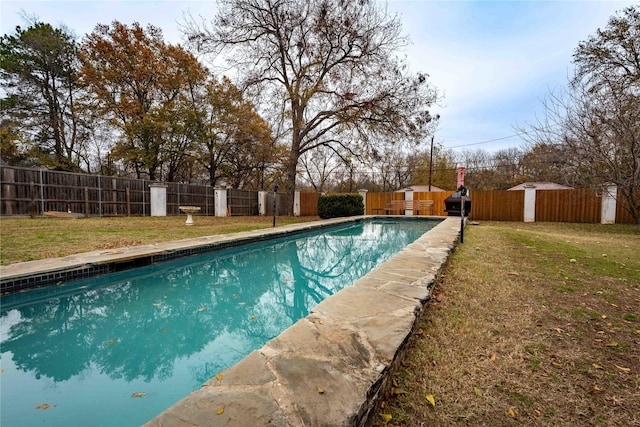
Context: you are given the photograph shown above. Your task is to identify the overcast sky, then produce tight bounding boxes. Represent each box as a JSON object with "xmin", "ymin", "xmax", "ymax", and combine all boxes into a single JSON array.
[{"xmin": 1, "ymin": 0, "xmax": 635, "ymax": 154}]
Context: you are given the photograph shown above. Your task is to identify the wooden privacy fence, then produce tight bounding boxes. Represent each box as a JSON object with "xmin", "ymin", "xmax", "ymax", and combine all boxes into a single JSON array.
[
  {"xmin": 1, "ymin": 166, "xmax": 252, "ymax": 217},
  {"xmin": 468, "ymin": 190, "xmax": 524, "ymax": 221},
  {"xmin": 535, "ymin": 189, "xmax": 600, "ymax": 223},
  {"xmin": 365, "ymin": 189, "xmax": 635, "ymax": 224},
  {"xmin": 1, "ymin": 166, "xmax": 636, "ymax": 223},
  {"xmin": 300, "ymin": 192, "xmax": 320, "ymax": 216}
]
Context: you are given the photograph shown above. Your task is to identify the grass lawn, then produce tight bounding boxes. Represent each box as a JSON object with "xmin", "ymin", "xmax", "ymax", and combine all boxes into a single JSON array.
[
  {"xmin": 377, "ymin": 222, "xmax": 640, "ymax": 426},
  {"xmin": 0, "ymin": 215, "xmax": 319, "ymax": 265}
]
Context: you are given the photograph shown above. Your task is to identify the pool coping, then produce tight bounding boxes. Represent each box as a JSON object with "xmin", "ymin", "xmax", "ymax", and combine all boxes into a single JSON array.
[{"xmin": 1, "ymin": 215, "xmax": 462, "ymax": 426}]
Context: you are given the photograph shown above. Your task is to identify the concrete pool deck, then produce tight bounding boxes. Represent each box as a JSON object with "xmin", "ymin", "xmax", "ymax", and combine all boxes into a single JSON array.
[{"xmin": 0, "ymin": 215, "xmax": 462, "ymax": 426}]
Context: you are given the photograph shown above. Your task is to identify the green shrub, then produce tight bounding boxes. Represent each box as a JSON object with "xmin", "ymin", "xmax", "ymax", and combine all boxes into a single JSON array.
[{"xmin": 317, "ymin": 194, "xmax": 364, "ymax": 219}]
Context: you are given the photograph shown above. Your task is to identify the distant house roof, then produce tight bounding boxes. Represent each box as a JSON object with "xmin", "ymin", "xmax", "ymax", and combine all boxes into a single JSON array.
[
  {"xmin": 507, "ymin": 182, "xmax": 574, "ymax": 191},
  {"xmin": 396, "ymin": 185, "xmax": 446, "ymax": 192}
]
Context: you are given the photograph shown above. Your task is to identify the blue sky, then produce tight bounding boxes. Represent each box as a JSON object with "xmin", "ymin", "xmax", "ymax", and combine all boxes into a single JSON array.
[{"xmin": 1, "ymin": 0, "xmax": 636, "ymax": 154}]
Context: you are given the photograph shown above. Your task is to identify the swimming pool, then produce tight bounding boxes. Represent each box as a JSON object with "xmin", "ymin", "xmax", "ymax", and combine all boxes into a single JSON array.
[{"xmin": 0, "ymin": 218, "xmax": 439, "ymax": 427}]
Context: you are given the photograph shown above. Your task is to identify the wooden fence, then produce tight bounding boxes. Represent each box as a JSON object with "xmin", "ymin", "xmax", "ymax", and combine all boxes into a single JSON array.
[
  {"xmin": 1, "ymin": 166, "xmax": 248, "ymax": 217},
  {"xmin": 300, "ymin": 192, "xmax": 320, "ymax": 216},
  {"xmin": 468, "ymin": 190, "xmax": 524, "ymax": 221},
  {"xmin": 1, "ymin": 166, "xmax": 636, "ymax": 223}
]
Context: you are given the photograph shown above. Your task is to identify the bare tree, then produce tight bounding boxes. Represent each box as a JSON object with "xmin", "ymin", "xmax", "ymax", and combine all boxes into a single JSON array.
[
  {"xmin": 521, "ymin": 6, "xmax": 639, "ymax": 222},
  {"xmin": 185, "ymin": 0, "xmax": 438, "ymax": 213}
]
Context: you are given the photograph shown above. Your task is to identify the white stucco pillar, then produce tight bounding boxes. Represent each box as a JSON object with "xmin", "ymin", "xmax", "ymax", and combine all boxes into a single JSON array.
[
  {"xmin": 293, "ymin": 191, "xmax": 300, "ymax": 217},
  {"xmin": 404, "ymin": 188, "xmax": 414, "ymax": 216},
  {"xmin": 358, "ymin": 189, "xmax": 368, "ymax": 215},
  {"xmin": 601, "ymin": 184, "xmax": 617, "ymax": 224},
  {"xmin": 214, "ymin": 187, "xmax": 228, "ymax": 217},
  {"xmin": 258, "ymin": 191, "xmax": 267, "ymax": 216},
  {"xmin": 149, "ymin": 183, "xmax": 167, "ymax": 217},
  {"xmin": 523, "ymin": 185, "xmax": 536, "ymax": 223}
]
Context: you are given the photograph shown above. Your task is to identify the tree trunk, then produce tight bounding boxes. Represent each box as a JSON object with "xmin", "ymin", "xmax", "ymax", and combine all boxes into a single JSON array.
[{"xmin": 285, "ymin": 149, "xmax": 298, "ymax": 216}]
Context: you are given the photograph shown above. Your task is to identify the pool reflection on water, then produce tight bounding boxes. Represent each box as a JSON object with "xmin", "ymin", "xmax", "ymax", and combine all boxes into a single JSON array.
[{"xmin": 0, "ymin": 218, "xmax": 438, "ymax": 427}]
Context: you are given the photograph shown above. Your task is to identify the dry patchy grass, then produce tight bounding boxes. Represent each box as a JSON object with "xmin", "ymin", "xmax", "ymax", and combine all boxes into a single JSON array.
[
  {"xmin": 0, "ymin": 215, "xmax": 318, "ymax": 265},
  {"xmin": 377, "ymin": 222, "xmax": 640, "ymax": 427}
]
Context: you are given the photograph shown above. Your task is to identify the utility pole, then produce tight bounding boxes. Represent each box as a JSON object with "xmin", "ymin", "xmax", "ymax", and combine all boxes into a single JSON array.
[{"xmin": 428, "ymin": 135, "xmax": 434, "ymax": 192}]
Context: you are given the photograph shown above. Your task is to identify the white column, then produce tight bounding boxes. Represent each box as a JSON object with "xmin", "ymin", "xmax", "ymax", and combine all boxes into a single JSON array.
[
  {"xmin": 149, "ymin": 183, "xmax": 167, "ymax": 217},
  {"xmin": 214, "ymin": 187, "xmax": 228, "ymax": 217},
  {"xmin": 293, "ymin": 191, "xmax": 300, "ymax": 217},
  {"xmin": 404, "ymin": 188, "xmax": 414, "ymax": 216},
  {"xmin": 601, "ymin": 184, "xmax": 617, "ymax": 224},
  {"xmin": 258, "ymin": 191, "xmax": 267, "ymax": 216},
  {"xmin": 523, "ymin": 185, "xmax": 536, "ymax": 223},
  {"xmin": 358, "ymin": 189, "xmax": 368, "ymax": 215}
]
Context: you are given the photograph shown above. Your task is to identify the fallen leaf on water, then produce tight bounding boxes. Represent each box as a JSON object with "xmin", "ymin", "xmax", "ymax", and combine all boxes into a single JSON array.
[
  {"xmin": 426, "ymin": 394, "xmax": 435, "ymax": 407},
  {"xmin": 215, "ymin": 373, "xmax": 223, "ymax": 382},
  {"xmin": 163, "ymin": 295, "xmax": 168, "ymax": 299},
  {"xmin": 251, "ymin": 315, "xmax": 257, "ymax": 321},
  {"xmin": 508, "ymin": 407, "xmax": 516, "ymax": 418},
  {"xmin": 197, "ymin": 307, "xmax": 207, "ymax": 311},
  {"xmin": 605, "ymin": 342, "xmax": 618, "ymax": 347},
  {"xmin": 0, "ymin": 369, "xmax": 4, "ymax": 374},
  {"xmin": 160, "ymin": 329, "xmax": 169, "ymax": 333},
  {"xmin": 217, "ymin": 406, "xmax": 224, "ymax": 415},
  {"xmin": 153, "ymin": 303, "xmax": 161, "ymax": 307},
  {"xmin": 317, "ymin": 386, "xmax": 325, "ymax": 394},
  {"xmin": 131, "ymin": 392, "xmax": 147, "ymax": 398},
  {"xmin": 233, "ymin": 294, "xmax": 238, "ymax": 299},
  {"xmin": 378, "ymin": 413, "xmax": 392, "ymax": 422},
  {"xmin": 35, "ymin": 404, "xmax": 52, "ymax": 409},
  {"xmin": 105, "ymin": 339, "xmax": 117, "ymax": 345},
  {"xmin": 473, "ymin": 386, "xmax": 482, "ymax": 397},
  {"xmin": 615, "ymin": 365, "xmax": 631, "ymax": 372},
  {"xmin": 592, "ymin": 363, "xmax": 604, "ymax": 370}
]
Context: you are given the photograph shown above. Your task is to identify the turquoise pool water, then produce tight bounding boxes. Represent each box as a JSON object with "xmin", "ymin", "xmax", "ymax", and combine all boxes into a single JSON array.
[{"xmin": 0, "ymin": 218, "xmax": 438, "ymax": 427}]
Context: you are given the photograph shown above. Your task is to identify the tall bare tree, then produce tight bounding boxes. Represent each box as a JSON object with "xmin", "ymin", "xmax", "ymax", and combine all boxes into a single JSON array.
[
  {"xmin": 522, "ymin": 6, "xmax": 639, "ymax": 222},
  {"xmin": 186, "ymin": 0, "xmax": 438, "ymax": 213}
]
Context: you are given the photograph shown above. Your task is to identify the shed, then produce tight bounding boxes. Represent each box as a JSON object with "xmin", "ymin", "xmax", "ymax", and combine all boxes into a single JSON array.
[{"xmin": 507, "ymin": 182, "xmax": 573, "ymax": 191}]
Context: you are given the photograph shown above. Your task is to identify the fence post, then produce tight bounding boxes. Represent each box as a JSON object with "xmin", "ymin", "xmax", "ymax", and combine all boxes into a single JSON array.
[
  {"xmin": 149, "ymin": 183, "xmax": 168, "ymax": 216},
  {"xmin": 30, "ymin": 181, "xmax": 36, "ymax": 218},
  {"xmin": 524, "ymin": 185, "xmax": 536, "ymax": 222},
  {"xmin": 84, "ymin": 187, "xmax": 90, "ymax": 217},
  {"xmin": 358, "ymin": 189, "xmax": 368, "ymax": 215},
  {"xmin": 601, "ymin": 184, "xmax": 617, "ymax": 224},
  {"xmin": 405, "ymin": 187, "xmax": 414, "ymax": 216},
  {"xmin": 293, "ymin": 190, "xmax": 300, "ymax": 217},
  {"xmin": 2, "ymin": 167, "xmax": 16, "ymax": 215},
  {"xmin": 214, "ymin": 187, "xmax": 228, "ymax": 217},
  {"xmin": 126, "ymin": 186, "xmax": 131, "ymax": 217},
  {"xmin": 39, "ymin": 169, "xmax": 45, "ymax": 214},
  {"xmin": 258, "ymin": 191, "xmax": 267, "ymax": 216}
]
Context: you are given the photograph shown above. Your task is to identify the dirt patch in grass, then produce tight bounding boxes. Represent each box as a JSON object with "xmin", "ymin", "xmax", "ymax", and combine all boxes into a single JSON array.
[
  {"xmin": 0, "ymin": 216, "xmax": 319, "ymax": 265},
  {"xmin": 376, "ymin": 222, "xmax": 640, "ymax": 427}
]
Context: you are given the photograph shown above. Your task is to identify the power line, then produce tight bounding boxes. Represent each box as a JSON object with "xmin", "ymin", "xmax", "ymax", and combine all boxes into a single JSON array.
[{"xmin": 445, "ymin": 133, "xmax": 525, "ymax": 149}]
